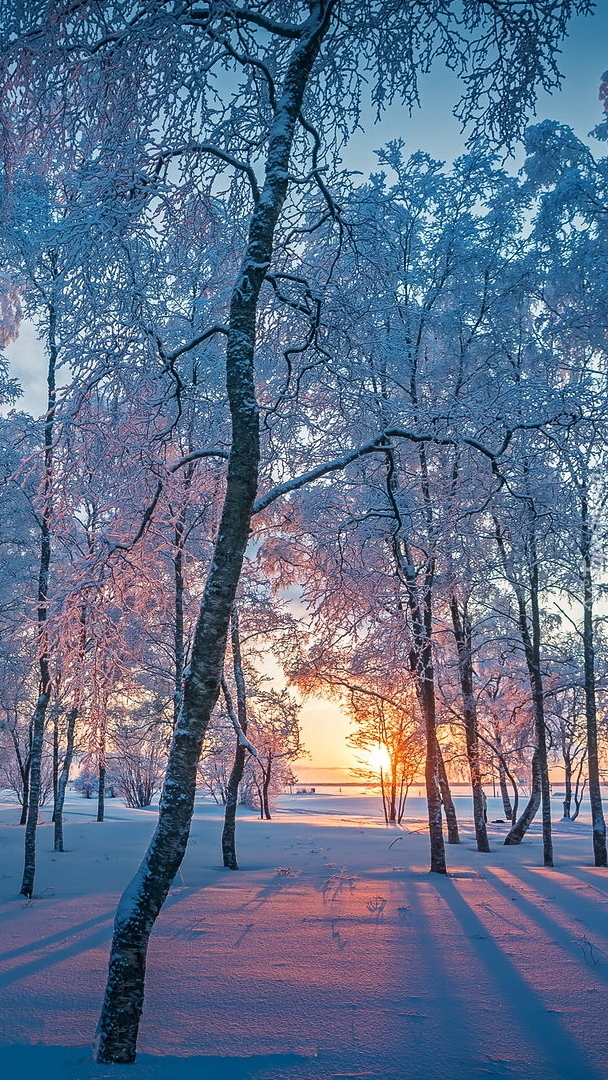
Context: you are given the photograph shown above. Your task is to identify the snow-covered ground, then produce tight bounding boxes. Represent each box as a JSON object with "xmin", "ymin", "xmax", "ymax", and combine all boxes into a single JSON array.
[{"xmin": 1, "ymin": 791, "xmax": 607, "ymax": 1080}]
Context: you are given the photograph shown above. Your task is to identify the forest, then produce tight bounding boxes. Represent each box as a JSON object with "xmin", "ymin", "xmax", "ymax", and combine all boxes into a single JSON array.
[{"xmin": 1, "ymin": 1, "xmax": 608, "ymax": 1074}]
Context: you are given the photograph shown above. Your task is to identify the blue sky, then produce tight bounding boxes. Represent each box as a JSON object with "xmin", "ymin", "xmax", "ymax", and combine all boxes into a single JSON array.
[
  {"xmin": 6, "ymin": 3, "xmax": 608, "ymax": 417},
  {"xmin": 344, "ymin": 3, "xmax": 608, "ymax": 175}
]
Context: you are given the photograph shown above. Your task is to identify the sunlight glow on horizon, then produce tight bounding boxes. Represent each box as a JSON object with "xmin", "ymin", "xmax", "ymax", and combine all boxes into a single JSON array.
[{"xmin": 361, "ymin": 742, "xmax": 392, "ymax": 777}]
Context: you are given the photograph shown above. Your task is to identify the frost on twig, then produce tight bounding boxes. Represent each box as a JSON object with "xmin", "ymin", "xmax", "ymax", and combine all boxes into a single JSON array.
[{"xmin": 221, "ymin": 675, "xmax": 258, "ymax": 756}]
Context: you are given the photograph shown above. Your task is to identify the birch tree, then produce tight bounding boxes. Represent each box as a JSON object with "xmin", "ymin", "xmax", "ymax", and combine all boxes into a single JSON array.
[
  {"xmin": 524, "ymin": 114, "xmax": 608, "ymax": 865},
  {"xmin": 0, "ymin": 0, "xmax": 591, "ymax": 1061}
]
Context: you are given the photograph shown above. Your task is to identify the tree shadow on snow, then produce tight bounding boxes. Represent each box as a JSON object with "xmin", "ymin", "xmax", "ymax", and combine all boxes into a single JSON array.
[
  {"xmin": 0, "ymin": 1045, "xmax": 325, "ymax": 1080},
  {"xmin": 430, "ymin": 873, "xmax": 606, "ymax": 1080}
]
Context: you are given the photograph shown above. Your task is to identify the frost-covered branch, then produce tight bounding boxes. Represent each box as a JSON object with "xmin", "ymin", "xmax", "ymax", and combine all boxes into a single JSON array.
[
  {"xmin": 106, "ymin": 448, "xmax": 228, "ymax": 556},
  {"xmin": 220, "ymin": 675, "xmax": 258, "ymax": 756},
  {"xmin": 163, "ymin": 325, "xmax": 230, "ymax": 365},
  {"xmin": 253, "ymin": 412, "xmax": 579, "ymax": 514},
  {"xmin": 153, "ymin": 144, "xmax": 261, "ymax": 205},
  {"xmin": 228, "ymin": 6, "xmax": 304, "ymax": 39}
]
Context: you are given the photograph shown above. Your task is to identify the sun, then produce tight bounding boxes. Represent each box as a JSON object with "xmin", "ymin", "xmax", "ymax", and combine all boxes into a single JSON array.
[{"xmin": 365, "ymin": 743, "xmax": 392, "ymax": 775}]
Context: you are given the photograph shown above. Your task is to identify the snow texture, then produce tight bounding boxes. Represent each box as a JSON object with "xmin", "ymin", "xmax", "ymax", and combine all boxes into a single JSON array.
[{"xmin": 1, "ymin": 791, "xmax": 607, "ymax": 1079}]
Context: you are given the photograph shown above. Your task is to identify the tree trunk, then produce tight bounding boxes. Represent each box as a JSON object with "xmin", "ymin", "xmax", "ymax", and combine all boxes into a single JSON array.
[
  {"xmin": 397, "ymin": 773, "xmax": 409, "ymax": 824},
  {"xmin": 572, "ymin": 777, "xmax": 586, "ymax": 822},
  {"xmin": 172, "ymin": 469, "xmax": 193, "ymax": 729},
  {"xmin": 222, "ymin": 606, "xmax": 248, "ymax": 869},
  {"xmin": 419, "ymin": 667, "xmax": 446, "ymax": 873},
  {"xmin": 20, "ymin": 691, "xmax": 50, "ymax": 896},
  {"xmin": 388, "ymin": 760, "xmax": 398, "ymax": 824},
  {"xmin": 380, "ymin": 769, "xmax": 389, "ymax": 824},
  {"xmin": 20, "ymin": 292, "xmax": 57, "ymax": 898},
  {"xmin": 562, "ymin": 751, "xmax": 573, "ymax": 820},
  {"xmin": 383, "ymin": 409, "xmax": 446, "ymax": 870},
  {"xmin": 17, "ymin": 734, "xmax": 31, "ymax": 826},
  {"xmin": 396, "ymin": 549, "xmax": 445, "ymax": 870},
  {"xmin": 581, "ymin": 500, "xmax": 607, "ymax": 865},
  {"xmin": 262, "ymin": 760, "xmax": 272, "ymax": 821},
  {"xmin": 528, "ymin": 557, "xmax": 553, "ymax": 867},
  {"xmin": 490, "ymin": 738, "xmax": 518, "ymax": 824},
  {"xmin": 437, "ymin": 741, "xmax": 459, "ymax": 844},
  {"xmin": 52, "ymin": 713, "xmax": 59, "ymax": 819},
  {"xmin": 380, "ymin": 767, "xmax": 397, "ymax": 824},
  {"xmin": 450, "ymin": 597, "xmax": 490, "ymax": 852},
  {"xmin": 54, "ymin": 610, "xmax": 86, "ymax": 851},
  {"xmin": 54, "ymin": 706, "xmax": 78, "ymax": 852},
  {"xmin": 97, "ymin": 709, "xmax": 107, "ymax": 822},
  {"xmin": 223, "ymin": 740, "xmax": 247, "ymax": 862},
  {"xmin": 96, "ymin": 11, "xmax": 333, "ymax": 1063},
  {"xmin": 495, "ymin": 518, "xmax": 552, "ymax": 863},
  {"xmin": 504, "ymin": 749, "xmax": 541, "ymax": 845},
  {"xmin": 173, "ymin": 532, "xmax": 185, "ymax": 729},
  {"xmin": 498, "ymin": 758, "xmax": 514, "ymax": 821},
  {"xmin": 509, "ymin": 778, "xmax": 519, "ymax": 826},
  {"xmin": 97, "ymin": 762, "xmax": 106, "ymax": 823}
]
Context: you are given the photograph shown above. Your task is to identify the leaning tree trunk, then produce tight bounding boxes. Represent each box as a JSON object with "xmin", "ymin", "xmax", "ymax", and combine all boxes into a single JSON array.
[
  {"xmin": 437, "ymin": 741, "xmax": 459, "ymax": 844},
  {"xmin": 20, "ymin": 294, "xmax": 57, "ymax": 898},
  {"xmin": 497, "ymin": 757, "xmax": 514, "ymax": 821},
  {"xmin": 222, "ymin": 606, "xmax": 249, "ymax": 869},
  {"xmin": 481, "ymin": 729, "xmax": 517, "ymax": 824},
  {"xmin": 504, "ymin": 749, "xmax": 541, "ymax": 845},
  {"xmin": 96, "ymin": 11, "xmax": 334, "ymax": 1064},
  {"xmin": 450, "ymin": 597, "xmax": 490, "ymax": 852},
  {"xmin": 172, "ymin": 521, "xmax": 186, "ymax": 728},
  {"xmin": 581, "ymin": 500, "xmax": 607, "ymax": 866}
]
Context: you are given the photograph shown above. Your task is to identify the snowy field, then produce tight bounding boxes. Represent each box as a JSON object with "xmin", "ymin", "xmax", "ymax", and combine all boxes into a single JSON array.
[{"xmin": 1, "ymin": 791, "xmax": 608, "ymax": 1080}]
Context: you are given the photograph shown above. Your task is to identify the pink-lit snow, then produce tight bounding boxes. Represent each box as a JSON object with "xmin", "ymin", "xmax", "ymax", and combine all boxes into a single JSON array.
[{"xmin": 1, "ymin": 792, "xmax": 607, "ymax": 1079}]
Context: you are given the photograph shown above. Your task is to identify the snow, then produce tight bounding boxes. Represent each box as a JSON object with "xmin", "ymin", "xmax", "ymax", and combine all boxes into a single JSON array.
[{"xmin": 1, "ymin": 792, "xmax": 608, "ymax": 1080}]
